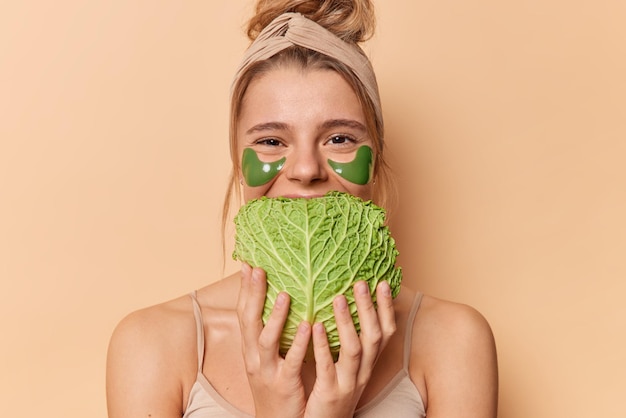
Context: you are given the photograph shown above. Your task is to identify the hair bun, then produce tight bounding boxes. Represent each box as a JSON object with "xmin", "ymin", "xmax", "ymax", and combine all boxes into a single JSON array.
[{"xmin": 247, "ymin": 0, "xmax": 375, "ymax": 43}]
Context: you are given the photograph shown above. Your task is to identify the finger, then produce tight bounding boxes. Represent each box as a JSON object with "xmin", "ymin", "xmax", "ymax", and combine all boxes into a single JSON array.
[
  {"xmin": 375, "ymin": 281, "xmax": 397, "ymax": 344},
  {"xmin": 236, "ymin": 263, "xmax": 255, "ymax": 328},
  {"xmin": 257, "ymin": 291, "xmax": 290, "ymax": 364},
  {"xmin": 353, "ymin": 281, "xmax": 382, "ymax": 371},
  {"xmin": 238, "ymin": 267, "xmax": 268, "ymax": 355},
  {"xmin": 312, "ymin": 322, "xmax": 337, "ymax": 385},
  {"xmin": 236, "ymin": 263, "xmax": 252, "ymax": 314},
  {"xmin": 283, "ymin": 321, "xmax": 311, "ymax": 378},
  {"xmin": 333, "ymin": 294, "xmax": 362, "ymax": 378}
]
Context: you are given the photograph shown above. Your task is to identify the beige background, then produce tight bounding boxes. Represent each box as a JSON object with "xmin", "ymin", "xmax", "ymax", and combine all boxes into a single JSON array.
[{"xmin": 1, "ymin": 0, "xmax": 624, "ymax": 416}]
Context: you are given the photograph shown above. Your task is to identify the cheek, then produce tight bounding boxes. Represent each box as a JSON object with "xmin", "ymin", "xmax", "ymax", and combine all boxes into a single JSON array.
[
  {"xmin": 346, "ymin": 184, "xmax": 373, "ymax": 202},
  {"xmin": 242, "ymin": 186, "xmax": 266, "ymax": 202}
]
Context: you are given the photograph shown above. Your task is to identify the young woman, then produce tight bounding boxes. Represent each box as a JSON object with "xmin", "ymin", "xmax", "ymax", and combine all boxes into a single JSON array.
[{"xmin": 106, "ymin": 1, "xmax": 498, "ymax": 417}]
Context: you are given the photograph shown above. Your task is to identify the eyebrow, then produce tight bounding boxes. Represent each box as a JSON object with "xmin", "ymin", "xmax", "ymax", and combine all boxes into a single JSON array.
[
  {"xmin": 245, "ymin": 121, "xmax": 290, "ymax": 135},
  {"xmin": 321, "ymin": 119, "xmax": 367, "ymax": 132},
  {"xmin": 245, "ymin": 119, "xmax": 366, "ymax": 135}
]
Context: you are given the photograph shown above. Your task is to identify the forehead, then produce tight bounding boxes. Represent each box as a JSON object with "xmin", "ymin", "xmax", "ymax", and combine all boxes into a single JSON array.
[{"xmin": 238, "ymin": 67, "xmax": 365, "ymax": 128}]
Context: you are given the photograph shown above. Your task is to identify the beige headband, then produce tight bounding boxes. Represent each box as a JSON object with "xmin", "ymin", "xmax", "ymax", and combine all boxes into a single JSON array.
[{"xmin": 232, "ymin": 12, "xmax": 382, "ymax": 132}]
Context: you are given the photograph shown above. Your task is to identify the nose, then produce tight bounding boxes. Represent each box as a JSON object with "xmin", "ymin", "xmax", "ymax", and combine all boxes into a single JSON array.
[{"xmin": 285, "ymin": 146, "xmax": 327, "ymax": 185}]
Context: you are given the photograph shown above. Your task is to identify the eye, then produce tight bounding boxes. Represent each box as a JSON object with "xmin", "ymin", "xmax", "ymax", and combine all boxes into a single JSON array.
[
  {"xmin": 326, "ymin": 134, "xmax": 356, "ymax": 146},
  {"xmin": 255, "ymin": 138, "xmax": 283, "ymax": 147}
]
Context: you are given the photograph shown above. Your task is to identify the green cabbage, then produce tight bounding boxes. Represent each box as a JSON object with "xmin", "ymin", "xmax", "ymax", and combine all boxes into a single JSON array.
[{"xmin": 233, "ymin": 191, "xmax": 402, "ymax": 360}]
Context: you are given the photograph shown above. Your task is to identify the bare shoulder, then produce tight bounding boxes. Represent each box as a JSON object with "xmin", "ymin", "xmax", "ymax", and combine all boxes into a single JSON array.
[
  {"xmin": 411, "ymin": 295, "xmax": 498, "ymax": 418},
  {"xmin": 416, "ymin": 295, "xmax": 496, "ymax": 345},
  {"xmin": 108, "ymin": 294, "xmax": 198, "ymax": 359},
  {"xmin": 106, "ymin": 295, "xmax": 198, "ymax": 417}
]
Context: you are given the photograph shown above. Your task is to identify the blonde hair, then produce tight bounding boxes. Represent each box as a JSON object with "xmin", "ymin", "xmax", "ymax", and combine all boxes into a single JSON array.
[{"xmin": 222, "ymin": 0, "xmax": 397, "ymax": 254}]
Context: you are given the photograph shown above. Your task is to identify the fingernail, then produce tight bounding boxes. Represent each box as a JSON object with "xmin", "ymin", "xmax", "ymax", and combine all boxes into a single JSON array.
[
  {"xmin": 251, "ymin": 268, "xmax": 262, "ymax": 282},
  {"xmin": 313, "ymin": 322, "xmax": 325, "ymax": 335},
  {"xmin": 298, "ymin": 321, "xmax": 311, "ymax": 335},
  {"xmin": 241, "ymin": 263, "xmax": 251, "ymax": 275},
  {"xmin": 334, "ymin": 295, "xmax": 348, "ymax": 310},
  {"xmin": 379, "ymin": 281, "xmax": 391, "ymax": 296},
  {"xmin": 356, "ymin": 281, "xmax": 369, "ymax": 295},
  {"xmin": 275, "ymin": 292, "xmax": 286, "ymax": 307}
]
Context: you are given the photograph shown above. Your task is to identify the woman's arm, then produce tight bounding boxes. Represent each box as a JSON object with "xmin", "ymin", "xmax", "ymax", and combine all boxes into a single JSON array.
[
  {"xmin": 106, "ymin": 305, "xmax": 195, "ymax": 418},
  {"xmin": 415, "ymin": 299, "xmax": 499, "ymax": 418}
]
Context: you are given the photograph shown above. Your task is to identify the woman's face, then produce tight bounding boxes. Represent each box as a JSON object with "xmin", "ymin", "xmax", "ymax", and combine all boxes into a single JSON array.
[{"xmin": 236, "ymin": 67, "xmax": 374, "ymax": 202}]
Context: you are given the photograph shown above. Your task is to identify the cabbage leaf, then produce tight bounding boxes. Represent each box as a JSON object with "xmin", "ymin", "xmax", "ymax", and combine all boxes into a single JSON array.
[{"xmin": 233, "ymin": 191, "xmax": 402, "ymax": 359}]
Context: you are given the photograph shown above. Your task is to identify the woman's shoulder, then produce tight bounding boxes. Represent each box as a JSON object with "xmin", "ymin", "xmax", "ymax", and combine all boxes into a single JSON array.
[
  {"xmin": 109, "ymin": 272, "xmax": 240, "ymax": 349},
  {"xmin": 408, "ymin": 291, "xmax": 498, "ymax": 415},
  {"xmin": 394, "ymin": 286, "xmax": 492, "ymax": 328},
  {"xmin": 107, "ymin": 293, "xmax": 199, "ymax": 379},
  {"xmin": 106, "ymin": 275, "xmax": 239, "ymax": 414},
  {"xmin": 110, "ymin": 294, "xmax": 195, "ymax": 345},
  {"xmin": 111, "ymin": 271, "xmax": 240, "ymax": 339},
  {"xmin": 416, "ymin": 293, "xmax": 494, "ymax": 338},
  {"xmin": 393, "ymin": 287, "xmax": 495, "ymax": 364},
  {"xmin": 411, "ymin": 292, "xmax": 496, "ymax": 367},
  {"xmin": 106, "ymin": 293, "xmax": 201, "ymax": 414}
]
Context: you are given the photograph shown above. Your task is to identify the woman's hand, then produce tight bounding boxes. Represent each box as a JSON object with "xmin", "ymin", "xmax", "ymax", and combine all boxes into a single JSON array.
[
  {"xmin": 237, "ymin": 263, "xmax": 396, "ymax": 418},
  {"xmin": 304, "ymin": 280, "xmax": 396, "ymax": 418},
  {"xmin": 237, "ymin": 263, "xmax": 311, "ymax": 418}
]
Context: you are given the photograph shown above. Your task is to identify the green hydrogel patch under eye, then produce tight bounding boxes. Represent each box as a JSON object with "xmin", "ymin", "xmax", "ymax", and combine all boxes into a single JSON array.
[
  {"xmin": 242, "ymin": 148, "xmax": 286, "ymax": 187},
  {"xmin": 328, "ymin": 146, "xmax": 373, "ymax": 185}
]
